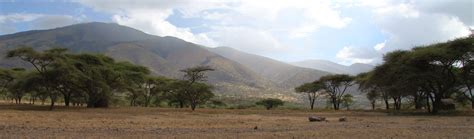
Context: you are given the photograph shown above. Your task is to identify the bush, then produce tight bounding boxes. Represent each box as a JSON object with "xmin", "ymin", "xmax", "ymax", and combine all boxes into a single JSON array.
[{"xmin": 256, "ymin": 98, "xmax": 284, "ymax": 110}]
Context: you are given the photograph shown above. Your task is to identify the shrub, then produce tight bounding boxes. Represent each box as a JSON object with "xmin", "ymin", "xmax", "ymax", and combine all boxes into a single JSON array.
[{"xmin": 256, "ymin": 98, "xmax": 284, "ymax": 110}]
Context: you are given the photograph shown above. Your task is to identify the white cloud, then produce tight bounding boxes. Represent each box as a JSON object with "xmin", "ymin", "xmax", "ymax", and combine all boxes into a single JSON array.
[
  {"xmin": 208, "ymin": 26, "xmax": 285, "ymax": 55},
  {"xmin": 336, "ymin": 46, "xmax": 381, "ymax": 65},
  {"xmin": 78, "ymin": 0, "xmax": 222, "ymax": 47},
  {"xmin": 372, "ymin": 3, "xmax": 470, "ymax": 52},
  {"xmin": 0, "ymin": 13, "xmax": 43, "ymax": 23},
  {"xmin": 373, "ymin": 41, "xmax": 386, "ymax": 51},
  {"xmin": 0, "ymin": 13, "xmax": 81, "ymax": 35},
  {"xmin": 414, "ymin": 0, "xmax": 473, "ymax": 26},
  {"xmin": 77, "ymin": 0, "xmax": 351, "ymax": 49},
  {"xmin": 0, "ymin": 13, "xmax": 43, "ymax": 34},
  {"xmin": 337, "ymin": 0, "xmax": 472, "ymax": 65}
]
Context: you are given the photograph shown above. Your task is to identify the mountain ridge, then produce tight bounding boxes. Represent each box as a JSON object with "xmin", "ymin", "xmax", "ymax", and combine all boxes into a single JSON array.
[
  {"xmin": 208, "ymin": 46, "xmax": 331, "ymax": 88},
  {"xmin": 0, "ymin": 22, "xmax": 278, "ymax": 97},
  {"xmin": 290, "ymin": 59, "xmax": 374, "ymax": 75},
  {"xmin": 0, "ymin": 22, "xmax": 329, "ymax": 101}
]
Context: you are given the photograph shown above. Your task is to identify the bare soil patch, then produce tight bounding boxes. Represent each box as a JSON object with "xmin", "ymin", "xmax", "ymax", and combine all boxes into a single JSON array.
[{"xmin": 0, "ymin": 104, "xmax": 473, "ymax": 138}]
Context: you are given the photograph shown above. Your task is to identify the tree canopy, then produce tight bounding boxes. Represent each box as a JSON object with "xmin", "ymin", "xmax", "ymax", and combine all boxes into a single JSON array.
[{"xmin": 2, "ymin": 47, "xmax": 216, "ymax": 110}]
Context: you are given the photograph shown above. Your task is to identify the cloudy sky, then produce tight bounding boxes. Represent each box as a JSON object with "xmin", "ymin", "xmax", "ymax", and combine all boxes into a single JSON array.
[{"xmin": 0, "ymin": 0, "xmax": 472, "ymax": 65}]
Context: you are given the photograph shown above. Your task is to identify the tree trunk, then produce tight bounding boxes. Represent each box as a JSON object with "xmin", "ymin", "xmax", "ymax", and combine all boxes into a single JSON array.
[
  {"xmin": 393, "ymin": 97, "xmax": 401, "ymax": 110},
  {"xmin": 471, "ymin": 99, "xmax": 474, "ymax": 109},
  {"xmin": 190, "ymin": 103, "xmax": 197, "ymax": 111},
  {"xmin": 63, "ymin": 93, "xmax": 70, "ymax": 107},
  {"xmin": 414, "ymin": 94, "xmax": 422, "ymax": 109},
  {"xmin": 17, "ymin": 96, "xmax": 22, "ymax": 104},
  {"xmin": 431, "ymin": 95, "xmax": 441, "ymax": 114},
  {"xmin": 332, "ymin": 97, "xmax": 338, "ymax": 110},
  {"xmin": 426, "ymin": 94, "xmax": 431, "ymax": 113},
  {"xmin": 179, "ymin": 101, "xmax": 184, "ymax": 108},
  {"xmin": 49, "ymin": 95, "xmax": 56, "ymax": 111},
  {"xmin": 371, "ymin": 101, "xmax": 375, "ymax": 110},
  {"xmin": 384, "ymin": 98, "xmax": 390, "ymax": 110},
  {"xmin": 144, "ymin": 97, "xmax": 150, "ymax": 107}
]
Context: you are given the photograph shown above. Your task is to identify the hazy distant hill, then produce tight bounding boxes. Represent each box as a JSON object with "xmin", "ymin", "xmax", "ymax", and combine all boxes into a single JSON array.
[
  {"xmin": 291, "ymin": 59, "xmax": 374, "ymax": 75},
  {"xmin": 209, "ymin": 47, "xmax": 331, "ymax": 88},
  {"xmin": 0, "ymin": 22, "xmax": 282, "ymax": 98}
]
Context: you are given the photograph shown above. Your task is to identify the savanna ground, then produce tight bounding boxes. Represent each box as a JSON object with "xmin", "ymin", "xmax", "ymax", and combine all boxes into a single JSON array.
[{"xmin": 0, "ymin": 103, "xmax": 473, "ymax": 138}]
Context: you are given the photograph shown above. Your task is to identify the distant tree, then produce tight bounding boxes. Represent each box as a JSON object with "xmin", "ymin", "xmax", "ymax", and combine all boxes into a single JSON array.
[
  {"xmin": 118, "ymin": 62, "xmax": 150, "ymax": 106},
  {"xmin": 366, "ymin": 90, "xmax": 379, "ymax": 110},
  {"xmin": 180, "ymin": 65, "xmax": 214, "ymax": 84},
  {"xmin": 450, "ymin": 38, "xmax": 474, "ymax": 109},
  {"xmin": 341, "ymin": 94, "xmax": 354, "ymax": 110},
  {"xmin": 295, "ymin": 81, "xmax": 324, "ymax": 110},
  {"xmin": 356, "ymin": 72, "xmax": 379, "ymax": 110},
  {"xmin": 7, "ymin": 47, "xmax": 67, "ymax": 110},
  {"xmin": 319, "ymin": 74, "xmax": 355, "ymax": 110},
  {"xmin": 207, "ymin": 100, "xmax": 227, "ymax": 108},
  {"xmin": 179, "ymin": 65, "xmax": 215, "ymax": 110},
  {"xmin": 69, "ymin": 54, "xmax": 152, "ymax": 108},
  {"xmin": 186, "ymin": 82, "xmax": 214, "ymax": 110},
  {"xmin": 5, "ymin": 68, "xmax": 27, "ymax": 104},
  {"xmin": 0, "ymin": 68, "xmax": 16, "ymax": 99},
  {"xmin": 144, "ymin": 77, "xmax": 170, "ymax": 107},
  {"xmin": 163, "ymin": 79, "xmax": 189, "ymax": 108},
  {"xmin": 17, "ymin": 71, "xmax": 49, "ymax": 105},
  {"xmin": 256, "ymin": 98, "xmax": 284, "ymax": 110},
  {"xmin": 360, "ymin": 37, "xmax": 474, "ymax": 114}
]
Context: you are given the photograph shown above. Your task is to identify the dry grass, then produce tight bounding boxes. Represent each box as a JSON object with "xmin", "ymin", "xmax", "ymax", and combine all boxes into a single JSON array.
[{"xmin": 0, "ymin": 104, "xmax": 473, "ymax": 138}]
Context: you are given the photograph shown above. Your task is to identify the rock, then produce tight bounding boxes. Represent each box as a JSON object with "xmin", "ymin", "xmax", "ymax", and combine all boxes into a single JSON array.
[
  {"xmin": 339, "ymin": 117, "xmax": 347, "ymax": 122},
  {"xmin": 308, "ymin": 116, "xmax": 326, "ymax": 122},
  {"xmin": 254, "ymin": 126, "xmax": 258, "ymax": 130}
]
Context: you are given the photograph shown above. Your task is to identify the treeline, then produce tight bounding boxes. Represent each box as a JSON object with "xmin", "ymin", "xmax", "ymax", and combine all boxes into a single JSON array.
[
  {"xmin": 0, "ymin": 47, "xmax": 215, "ymax": 110},
  {"xmin": 296, "ymin": 37, "xmax": 473, "ymax": 114},
  {"xmin": 295, "ymin": 74, "xmax": 355, "ymax": 110}
]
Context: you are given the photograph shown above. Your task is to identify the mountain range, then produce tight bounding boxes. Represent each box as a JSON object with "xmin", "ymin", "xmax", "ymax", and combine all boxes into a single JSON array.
[
  {"xmin": 0, "ymin": 22, "xmax": 371, "ymax": 100},
  {"xmin": 291, "ymin": 59, "xmax": 374, "ymax": 75}
]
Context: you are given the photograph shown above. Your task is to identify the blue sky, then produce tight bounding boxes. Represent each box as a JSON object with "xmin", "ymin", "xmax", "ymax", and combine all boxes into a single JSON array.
[{"xmin": 1, "ymin": 0, "xmax": 472, "ymax": 65}]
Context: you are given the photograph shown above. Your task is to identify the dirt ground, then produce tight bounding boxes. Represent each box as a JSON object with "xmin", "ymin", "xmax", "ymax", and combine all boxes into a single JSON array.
[{"xmin": 0, "ymin": 104, "xmax": 473, "ymax": 138}]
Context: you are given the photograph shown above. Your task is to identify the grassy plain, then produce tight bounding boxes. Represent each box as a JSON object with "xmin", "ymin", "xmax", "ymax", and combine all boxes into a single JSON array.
[{"xmin": 0, "ymin": 104, "xmax": 473, "ymax": 138}]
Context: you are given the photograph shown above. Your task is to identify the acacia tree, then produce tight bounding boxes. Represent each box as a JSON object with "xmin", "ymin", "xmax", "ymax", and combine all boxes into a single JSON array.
[
  {"xmin": 341, "ymin": 94, "xmax": 354, "ymax": 110},
  {"xmin": 319, "ymin": 74, "xmax": 354, "ymax": 110},
  {"xmin": 295, "ymin": 81, "xmax": 324, "ymax": 110},
  {"xmin": 186, "ymin": 82, "xmax": 214, "ymax": 111},
  {"xmin": 0, "ymin": 68, "xmax": 16, "ymax": 100},
  {"xmin": 356, "ymin": 72, "xmax": 379, "ymax": 110},
  {"xmin": 7, "ymin": 47, "xmax": 67, "ymax": 110},
  {"xmin": 179, "ymin": 65, "xmax": 215, "ymax": 110},
  {"xmin": 5, "ymin": 68, "xmax": 27, "ymax": 104},
  {"xmin": 68, "ymin": 54, "xmax": 147, "ymax": 108},
  {"xmin": 366, "ymin": 90, "xmax": 379, "ymax": 110},
  {"xmin": 118, "ymin": 62, "xmax": 150, "ymax": 106},
  {"xmin": 362, "ymin": 37, "xmax": 473, "ymax": 113},
  {"xmin": 163, "ymin": 79, "xmax": 189, "ymax": 108},
  {"xmin": 449, "ymin": 38, "xmax": 474, "ymax": 109},
  {"xmin": 408, "ymin": 45, "xmax": 461, "ymax": 113},
  {"xmin": 145, "ymin": 77, "xmax": 172, "ymax": 107}
]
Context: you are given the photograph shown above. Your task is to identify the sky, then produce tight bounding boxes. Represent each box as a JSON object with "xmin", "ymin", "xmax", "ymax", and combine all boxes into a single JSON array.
[{"xmin": 0, "ymin": 0, "xmax": 472, "ymax": 65}]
